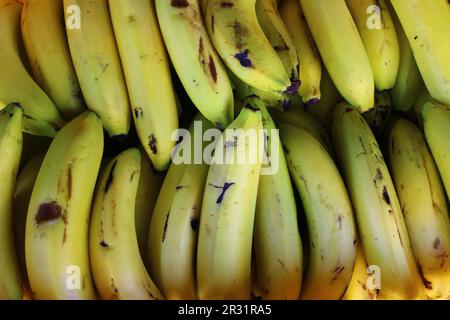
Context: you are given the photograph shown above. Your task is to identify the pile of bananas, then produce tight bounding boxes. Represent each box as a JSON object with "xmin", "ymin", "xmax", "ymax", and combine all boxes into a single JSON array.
[{"xmin": 0, "ymin": 0, "xmax": 449, "ymax": 300}]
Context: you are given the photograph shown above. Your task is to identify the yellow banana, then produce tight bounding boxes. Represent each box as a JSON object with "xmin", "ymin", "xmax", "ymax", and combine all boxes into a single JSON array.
[
  {"xmin": 109, "ymin": 0, "xmax": 179, "ymax": 170},
  {"xmin": 0, "ymin": 105, "xmax": 23, "ymax": 300},
  {"xmin": 388, "ymin": 118, "xmax": 450, "ymax": 299},
  {"xmin": 254, "ymin": 101, "xmax": 303, "ymax": 300},
  {"xmin": 64, "ymin": 0, "xmax": 131, "ymax": 137},
  {"xmin": 0, "ymin": 0, "xmax": 64, "ymax": 137},
  {"xmin": 205, "ymin": 0, "xmax": 293, "ymax": 95},
  {"xmin": 21, "ymin": 0, "xmax": 85, "ymax": 121},
  {"xmin": 346, "ymin": 0, "xmax": 399, "ymax": 90},
  {"xmin": 421, "ymin": 100, "xmax": 450, "ymax": 201},
  {"xmin": 280, "ymin": 123, "xmax": 356, "ymax": 300},
  {"xmin": 90, "ymin": 148, "xmax": 163, "ymax": 300},
  {"xmin": 299, "ymin": 0, "xmax": 374, "ymax": 112},
  {"xmin": 332, "ymin": 102, "xmax": 426, "ymax": 300},
  {"xmin": 390, "ymin": 0, "xmax": 450, "ymax": 106},
  {"xmin": 279, "ymin": 0, "xmax": 322, "ymax": 104},
  {"xmin": 148, "ymin": 114, "xmax": 214, "ymax": 300},
  {"xmin": 25, "ymin": 112, "xmax": 103, "ymax": 300},
  {"xmin": 197, "ymin": 104, "xmax": 263, "ymax": 300},
  {"xmin": 156, "ymin": 0, "xmax": 233, "ymax": 129}
]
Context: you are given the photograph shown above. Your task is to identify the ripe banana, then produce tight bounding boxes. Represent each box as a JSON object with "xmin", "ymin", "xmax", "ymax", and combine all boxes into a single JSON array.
[
  {"xmin": 279, "ymin": 0, "xmax": 321, "ymax": 104},
  {"xmin": 109, "ymin": 0, "xmax": 179, "ymax": 171},
  {"xmin": 421, "ymin": 100, "xmax": 450, "ymax": 201},
  {"xmin": 25, "ymin": 112, "xmax": 103, "ymax": 300},
  {"xmin": 148, "ymin": 114, "xmax": 214, "ymax": 300},
  {"xmin": 304, "ymin": 65, "xmax": 342, "ymax": 130},
  {"xmin": 254, "ymin": 101, "xmax": 303, "ymax": 300},
  {"xmin": 197, "ymin": 104, "xmax": 263, "ymax": 300},
  {"xmin": 90, "ymin": 148, "xmax": 163, "ymax": 300},
  {"xmin": 156, "ymin": 0, "xmax": 233, "ymax": 129},
  {"xmin": 14, "ymin": 152, "xmax": 45, "ymax": 296},
  {"xmin": 0, "ymin": 105, "xmax": 23, "ymax": 300},
  {"xmin": 0, "ymin": 0, "xmax": 64, "ymax": 137},
  {"xmin": 390, "ymin": 0, "xmax": 450, "ymax": 106},
  {"xmin": 299, "ymin": 0, "xmax": 374, "ymax": 112},
  {"xmin": 342, "ymin": 239, "xmax": 379, "ymax": 300},
  {"xmin": 346, "ymin": 0, "xmax": 399, "ymax": 91},
  {"xmin": 280, "ymin": 123, "xmax": 356, "ymax": 300},
  {"xmin": 388, "ymin": 118, "xmax": 450, "ymax": 299},
  {"xmin": 362, "ymin": 91, "xmax": 392, "ymax": 136},
  {"xmin": 205, "ymin": 0, "xmax": 293, "ymax": 95},
  {"xmin": 64, "ymin": 0, "xmax": 131, "ymax": 137},
  {"xmin": 256, "ymin": 0, "xmax": 299, "ymax": 82},
  {"xmin": 21, "ymin": 0, "xmax": 85, "ymax": 121},
  {"xmin": 332, "ymin": 102, "xmax": 426, "ymax": 300},
  {"xmin": 388, "ymin": 3, "xmax": 424, "ymax": 112}
]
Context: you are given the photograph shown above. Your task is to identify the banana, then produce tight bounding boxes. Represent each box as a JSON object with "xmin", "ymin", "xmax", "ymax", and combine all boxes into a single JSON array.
[
  {"xmin": 279, "ymin": 0, "xmax": 322, "ymax": 104},
  {"xmin": 14, "ymin": 152, "xmax": 45, "ymax": 296},
  {"xmin": 362, "ymin": 91, "xmax": 392, "ymax": 136},
  {"xmin": 21, "ymin": 0, "xmax": 85, "ymax": 121},
  {"xmin": 388, "ymin": 118, "xmax": 450, "ymax": 299},
  {"xmin": 254, "ymin": 101, "xmax": 303, "ymax": 300},
  {"xmin": 197, "ymin": 104, "xmax": 263, "ymax": 300},
  {"xmin": 90, "ymin": 148, "xmax": 163, "ymax": 300},
  {"xmin": 346, "ymin": 0, "xmax": 399, "ymax": 91},
  {"xmin": 421, "ymin": 100, "xmax": 450, "ymax": 201},
  {"xmin": 280, "ymin": 123, "xmax": 356, "ymax": 300},
  {"xmin": 135, "ymin": 148, "xmax": 165, "ymax": 267},
  {"xmin": 342, "ymin": 239, "xmax": 379, "ymax": 300},
  {"xmin": 304, "ymin": 65, "xmax": 342, "ymax": 130},
  {"xmin": 388, "ymin": 3, "xmax": 424, "ymax": 112},
  {"xmin": 390, "ymin": 0, "xmax": 450, "ymax": 106},
  {"xmin": 199, "ymin": 0, "xmax": 209, "ymax": 16},
  {"xmin": 109, "ymin": 0, "xmax": 179, "ymax": 170},
  {"xmin": 268, "ymin": 107, "xmax": 333, "ymax": 154},
  {"xmin": 156, "ymin": 0, "xmax": 233, "ymax": 129},
  {"xmin": 25, "ymin": 112, "xmax": 103, "ymax": 300},
  {"xmin": 0, "ymin": 105, "xmax": 23, "ymax": 300},
  {"xmin": 255, "ymin": 0, "xmax": 299, "ymax": 82},
  {"xmin": 331, "ymin": 102, "xmax": 426, "ymax": 300},
  {"xmin": 299, "ymin": 0, "xmax": 374, "ymax": 112},
  {"xmin": 205, "ymin": 0, "xmax": 293, "ymax": 95},
  {"xmin": 148, "ymin": 114, "xmax": 214, "ymax": 300},
  {"xmin": 0, "ymin": 0, "xmax": 64, "ymax": 137},
  {"xmin": 64, "ymin": 0, "xmax": 131, "ymax": 137}
]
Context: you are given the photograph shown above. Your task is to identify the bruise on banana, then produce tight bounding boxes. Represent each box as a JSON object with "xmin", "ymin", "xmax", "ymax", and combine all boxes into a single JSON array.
[
  {"xmin": 171, "ymin": 0, "xmax": 189, "ymax": 8},
  {"xmin": 198, "ymin": 37, "xmax": 218, "ymax": 84},
  {"xmin": 209, "ymin": 182, "xmax": 235, "ymax": 204},
  {"xmin": 35, "ymin": 201, "xmax": 69, "ymax": 244}
]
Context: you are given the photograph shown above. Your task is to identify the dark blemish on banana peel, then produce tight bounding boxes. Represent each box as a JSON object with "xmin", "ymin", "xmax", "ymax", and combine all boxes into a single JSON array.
[
  {"xmin": 100, "ymin": 241, "xmax": 109, "ymax": 248},
  {"xmin": 171, "ymin": 0, "xmax": 189, "ymax": 8},
  {"xmin": 283, "ymin": 80, "xmax": 301, "ymax": 95},
  {"xmin": 220, "ymin": 2, "xmax": 234, "ymax": 8},
  {"xmin": 149, "ymin": 134, "xmax": 158, "ymax": 154},
  {"xmin": 105, "ymin": 161, "xmax": 118, "ymax": 193},
  {"xmin": 433, "ymin": 238, "xmax": 441, "ymax": 250},
  {"xmin": 134, "ymin": 107, "xmax": 143, "ymax": 118},
  {"xmin": 307, "ymin": 98, "xmax": 320, "ymax": 105},
  {"xmin": 35, "ymin": 201, "xmax": 62, "ymax": 225},
  {"xmin": 244, "ymin": 103, "xmax": 259, "ymax": 112},
  {"xmin": 382, "ymin": 186, "xmax": 391, "ymax": 205},
  {"xmin": 162, "ymin": 212, "xmax": 170, "ymax": 242},
  {"xmin": 418, "ymin": 264, "xmax": 433, "ymax": 289},
  {"xmin": 209, "ymin": 182, "xmax": 235, "ymax": 204},
  {"xmin": 208, "ymin": 55, "xmax": 217, "ymax": 83},
  {"xmin": 234, "ymin": 50, "xmax": 252, "ymax": 67},
  {"xmin": 190, "ymin": 218, "xmax": 199, "ymax": 231}
]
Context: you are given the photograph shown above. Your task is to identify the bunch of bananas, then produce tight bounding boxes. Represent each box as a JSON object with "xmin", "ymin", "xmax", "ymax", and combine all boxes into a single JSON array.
[{"xmin": 0, "ymin": 0, "xmax": 449, "ymax": 300}]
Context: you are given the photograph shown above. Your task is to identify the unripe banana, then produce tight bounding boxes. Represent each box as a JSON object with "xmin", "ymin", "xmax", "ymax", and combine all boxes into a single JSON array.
[
  {"xmin": 388, "ymin": 118, "xmax": 450, "ymax": 299},
  {"xmin": 197, "ymin": 104, "xmax": 263, "ymax": 300},
  {"xmin": 254, "ymin": 101, "xmax": 303, "ymax": 300},
  {"xmin": 0, "ymin": 105, "xmax": 23, "ymax": 300},
  {"xmin": 421, "ymin": 100, "xmax": 450, "ymax": 201},
  {"xmin": 205, "ymin": 0, "xmax": 293, "ymax": 95},
  {"xmin": 156, "ymin": 0, "xmax": 233, "ymax": 129},
  {"xmin": 90, "ymin": 148, "xmax": 163, "ymax": 300},
  {"xmin": 279, "ymin": 0, "xmax": 321, "ymax": 104},
  {"xmin": 0, "ymin": 0, "xmax": 64, "ymax": 137},
  {"xmin": 390, "ymin": 0, "xmax": 450, "ymax": 106},
  {"xmin": 299, "ymin": 0, "xmax": 374, "ymax": 112},
  {"xmin": 280, "ymin": 123, "xmax": 356, "ymax": 300},
  {"xmin": 148, "ymin": 114, "xmax": 214, "ymax": 300},
  {"xmin": 346, "ymin": 0, "xmax": 399, "ymax": 91},
  {"xmin": 25, "ymin": 112, "xmax": 103, "ymax": 300},
  {"xmin": 21, "ymin": 0, "xmax": 85, "ymax": 121},
  {"xmin": 332, "ymin": 102, "xmax": 426, "ymax": 300},
  {"xmin": 64, "ymin": 0, "xmax": 131, "ymax": 137}
]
